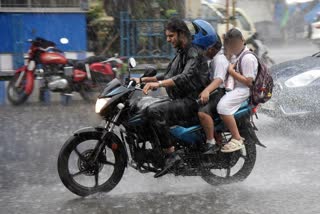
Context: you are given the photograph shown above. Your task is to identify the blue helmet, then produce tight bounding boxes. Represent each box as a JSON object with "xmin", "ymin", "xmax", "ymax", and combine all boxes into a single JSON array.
[{"xmin": 192, "ymin": 19, "xmax": 218, "ymax": 50}]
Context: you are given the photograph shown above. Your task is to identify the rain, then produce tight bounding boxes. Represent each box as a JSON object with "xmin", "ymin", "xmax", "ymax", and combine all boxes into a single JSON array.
[{"xmin": 1, "ymin": 0, "xmax": 320, "ymax": 213}]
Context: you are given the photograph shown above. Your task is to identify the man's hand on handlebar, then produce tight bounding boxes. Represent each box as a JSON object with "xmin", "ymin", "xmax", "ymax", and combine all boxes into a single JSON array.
[
  {"xmin": 130, "ymin": 77, "xmax": 140, "ymax": 84},
  {"xmin": 143, "ymin": 82, "xmax": 160, "ymax": 95}
]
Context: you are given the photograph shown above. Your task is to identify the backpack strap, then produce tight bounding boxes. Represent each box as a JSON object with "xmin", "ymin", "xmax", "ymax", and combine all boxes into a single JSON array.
[
  {"xmin": 236, "ymin": 50, "xmax": 259, "ymax": 107},
  {"xmin": 236, "ymin": 50, "xmax": 254, "ymax": 75}
]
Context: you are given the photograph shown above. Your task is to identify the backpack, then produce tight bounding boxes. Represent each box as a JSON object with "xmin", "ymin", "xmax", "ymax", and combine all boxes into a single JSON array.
[{"xmin": 238, "ymin": 51, "xmax": 274, "ymax": 106}]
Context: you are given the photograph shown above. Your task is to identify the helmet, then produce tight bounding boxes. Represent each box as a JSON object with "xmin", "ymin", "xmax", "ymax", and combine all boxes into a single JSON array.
[{"xmin": 192, "ymin": 19, "xmax": 218, "ymax": 50}]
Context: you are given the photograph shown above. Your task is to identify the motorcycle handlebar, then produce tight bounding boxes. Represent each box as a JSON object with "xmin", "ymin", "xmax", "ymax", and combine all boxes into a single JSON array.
[{"xmin": 125, "ymin": 79, "xmax": 145, "ymax": 91}]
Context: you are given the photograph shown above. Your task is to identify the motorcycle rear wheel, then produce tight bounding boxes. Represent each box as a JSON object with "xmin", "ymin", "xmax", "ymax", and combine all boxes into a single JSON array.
[
  {"xmin": 79, "ymin": 81, "xmax": 107, "ymax": 103},
  {"xmin": 201, "ymin": 127, "xmax": 257, "ymax": 185},
  {"xmin": 57, "ymin": 131, "xmax": 126, "ymax": 196}
]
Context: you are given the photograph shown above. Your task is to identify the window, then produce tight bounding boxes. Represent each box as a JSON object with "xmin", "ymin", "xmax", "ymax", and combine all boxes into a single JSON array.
[
  {"xmin": 31, "ymin": 0, "xmax": 80, "ymax": 7},
  {"xmin": 1, "ymin": 0, "xmax": 28, "ymax": 7},
  {"xmin": 0, "ymin": 0, "xmax": 80, "ymax": 7}
]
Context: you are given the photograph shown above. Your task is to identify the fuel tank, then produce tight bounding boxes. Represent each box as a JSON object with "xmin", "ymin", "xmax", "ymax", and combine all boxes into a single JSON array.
[{"xmin": 40, "ymin": 52, "xmax": 67, "ymax": 64}]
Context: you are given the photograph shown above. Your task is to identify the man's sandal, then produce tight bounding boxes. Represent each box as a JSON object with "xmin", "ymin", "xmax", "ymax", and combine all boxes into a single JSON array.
[{"xmin": 221, "ymin": 138, "xmax": 245, "ymax": 153}]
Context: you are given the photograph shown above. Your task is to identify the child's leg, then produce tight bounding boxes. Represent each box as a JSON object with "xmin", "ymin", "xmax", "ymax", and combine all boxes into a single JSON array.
[
  {"xmin": 198, "ymin": 89, "xmax": 225, "ymax": 143},
  {"xmin": 198, "ymin": 112, "xmax": 215, "ymax": 141},
  {"xmin": 219, "ymin": 114, "xmax": 244, "ymax": 153},
  {"xmin": 220, "ymin": 114, "xmax": 241, "ymax": 140},
  {"xmin": 217, "ymin": 89, "xmax": 248, "ymax": 153},
  {"xmin": 198, "ymin": 111, "xmax": 219, "ymax": 154}
]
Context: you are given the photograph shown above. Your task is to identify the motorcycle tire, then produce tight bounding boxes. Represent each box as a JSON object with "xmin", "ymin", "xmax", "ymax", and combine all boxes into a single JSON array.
[
  {"xmin": 201, "ymin": 125, "xmax": 257, "ymax": 186},
  {"xmin": 57, "ymin": 131, "xmax": 126, "ymax": 197},
  {"xmin": 7, "ymin": 73, "xmax": 30, "ymax": 105},
  {"xmin": 79, "ymin": 84, "xmax": 104, "ymax": 103}
]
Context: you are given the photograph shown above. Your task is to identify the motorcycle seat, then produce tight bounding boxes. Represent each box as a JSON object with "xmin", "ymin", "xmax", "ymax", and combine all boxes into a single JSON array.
[
  {"xmin": 68, "ymin": 56, "xmax": 109, "ymax": 70},
  {"xmin": 174, "ymin": 100, "xmax": 251, "ymax": 127}
]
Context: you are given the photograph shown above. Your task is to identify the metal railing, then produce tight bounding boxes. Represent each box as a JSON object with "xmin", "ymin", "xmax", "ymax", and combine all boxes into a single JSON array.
[
  {"xmin": 120, "ymin": 11, "xmax": 174, "ymax": 60},
  {"xmin": 119, "ymin": 11, "xmax": 219, "ymax": 60}
]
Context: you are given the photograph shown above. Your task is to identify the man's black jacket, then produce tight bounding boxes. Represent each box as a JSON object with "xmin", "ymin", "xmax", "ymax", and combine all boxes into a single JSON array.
[{"xmin": 157, "ymin": 44, "xmax": 209, "ymax": 100}]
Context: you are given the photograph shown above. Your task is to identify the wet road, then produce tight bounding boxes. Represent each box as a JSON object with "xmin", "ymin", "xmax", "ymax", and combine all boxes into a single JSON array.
[{"xmin": 1, "ymin": 42, "xmax": 320, "ymax": 214}]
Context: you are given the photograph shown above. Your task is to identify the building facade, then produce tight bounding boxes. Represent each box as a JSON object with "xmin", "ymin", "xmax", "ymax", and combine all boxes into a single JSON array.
[{"xmin": 0, "ymin": 0, "xmax": 89, "ymax": 71}]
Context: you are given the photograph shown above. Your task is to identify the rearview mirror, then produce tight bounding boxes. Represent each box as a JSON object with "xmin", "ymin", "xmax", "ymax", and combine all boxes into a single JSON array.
[
  {"xmin": 128, "ymin": 57, "xmax": 137, "ymax": 68},
  {"xmin": 142, "ymin": 66, "xmax": 157, "ymax": 77}
]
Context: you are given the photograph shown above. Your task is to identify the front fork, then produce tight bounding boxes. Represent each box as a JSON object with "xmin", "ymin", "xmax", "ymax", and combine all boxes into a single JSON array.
[
  {"xmin": 91, "ymin": 103, "xmax": 126, "ymax": 162},
  {"xmin": 15, "ymin": 71, "xmax": 25, "ymax": 88},
  {"xmin": 14, "ymin": 61, "xmax": 35, "ymax": 95}
]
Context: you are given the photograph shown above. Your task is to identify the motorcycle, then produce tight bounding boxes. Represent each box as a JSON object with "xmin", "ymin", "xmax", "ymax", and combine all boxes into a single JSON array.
[
  {"xmin": 246, "ymin": 33, "xmax": 275, "ymax": 67},
  {"xmin": 7, "ymin": 37, "xmax": 122, "ymax": 105},
  {"xmin": 57, "ymin": 58, "xmax": 265, "ymax": 197},
  {"xmin": 69, "ymin": 54, "xmax": 124, "ymax": 102}
]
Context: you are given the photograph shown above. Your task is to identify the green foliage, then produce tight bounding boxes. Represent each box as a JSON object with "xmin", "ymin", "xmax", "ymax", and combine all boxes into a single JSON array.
[
  {"xmin": 165, "ymin": 9, "xmax": 179, "ymax": 18},
  {"xmin": 87, "ymin": 0, "xmax": 104, "ymax": 22},
  {"xmin": 87, "ymin": 0, "xmax": 115, "ymax": 54}
]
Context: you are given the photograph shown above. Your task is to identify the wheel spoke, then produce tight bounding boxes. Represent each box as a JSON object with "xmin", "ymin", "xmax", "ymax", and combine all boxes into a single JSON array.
[
  {"xmin": 101, "ymin": 160, "xmax": 115, "ymax": 166},
  {"xmin": 74, "ymin": 147, "xmax": 87, "ymax": 161},
  {"xmin": 94, "ymin": 171, "xmax": 99, "ymax": 187},
  {"xmin": 226, "ymin": 168, "xmax": 231, "ymax": 177},
  {"xmin": 71, "ymin": 169, "xmax": 87, "ymax": 178}
]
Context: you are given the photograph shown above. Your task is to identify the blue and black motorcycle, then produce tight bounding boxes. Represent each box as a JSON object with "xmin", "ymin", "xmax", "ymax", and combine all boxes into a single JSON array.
[{"xmin": 57, "ymin": 58, "xmax": 265, "ymax": 197}]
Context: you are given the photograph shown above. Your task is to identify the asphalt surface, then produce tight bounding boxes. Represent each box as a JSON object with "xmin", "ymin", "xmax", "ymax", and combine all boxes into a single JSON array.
[{"xmin": 1, "ymin": 41, "xmax": 320, "ymax": 214}]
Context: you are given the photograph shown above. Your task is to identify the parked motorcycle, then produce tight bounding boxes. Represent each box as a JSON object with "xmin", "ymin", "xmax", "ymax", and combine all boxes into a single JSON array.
[
  {"xmin": 69, "ymin": 55, "xmax": 124, "ymax": 101},
  {"xmin": 246, "ymin": 33, "xmax": 275, "ymax": 67},
  {"xmin": 7, "ymin": 37, "xmax": 122, "ymax": 105},
  {"xmin": 57, "ymin": 58, "xmax": 265, "ymax": 197}
]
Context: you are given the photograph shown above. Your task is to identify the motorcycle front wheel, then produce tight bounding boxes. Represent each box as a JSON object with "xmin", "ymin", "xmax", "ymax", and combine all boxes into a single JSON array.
[
  {"xmin": 57, "ymin": 131, "xmax": 126, "ymax": 197},
  {"xmin": 7, "ymin": 73, "xmax": 30, "ymax": 105}
]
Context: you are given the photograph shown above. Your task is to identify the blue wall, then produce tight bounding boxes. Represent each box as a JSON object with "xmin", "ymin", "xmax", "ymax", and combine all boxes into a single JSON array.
[{"xmin": 0, "ymin": 13, "xmax": 87, "ymax": 53}]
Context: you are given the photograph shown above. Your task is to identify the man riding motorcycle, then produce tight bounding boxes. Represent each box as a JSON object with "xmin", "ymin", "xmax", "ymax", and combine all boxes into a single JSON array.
[
  {"xmin": 133, "ymin": 18, "xmax": 218, "ymax": 178},
  {"xmin": 57, "ymin": 19, "xmax": 263, "ymax": 197}
]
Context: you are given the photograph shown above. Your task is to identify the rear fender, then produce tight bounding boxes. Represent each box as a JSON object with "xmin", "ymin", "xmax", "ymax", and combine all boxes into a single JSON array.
[
  {"xmin": 238, "ymin": 119, "xmax": 267, "ymax": 148},
  {"xmin": 90, "ymin": 63, "xmax": 114, "ymax": 76}
]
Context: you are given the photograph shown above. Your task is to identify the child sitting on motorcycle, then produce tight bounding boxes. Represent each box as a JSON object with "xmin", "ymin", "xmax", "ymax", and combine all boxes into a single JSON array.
[
  {"xmin": 217, "ymin": 28, "xmax": 258, "ymax": 153},
  {"xmin": 197, "ymin": 35, "xmax": 230, "ymax": 154}
]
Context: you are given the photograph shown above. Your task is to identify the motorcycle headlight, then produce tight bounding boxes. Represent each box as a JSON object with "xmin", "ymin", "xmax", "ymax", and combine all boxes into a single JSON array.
[
  {"xmin": 285, "ymin": 69, "xmax": 320, "ymax": 88},
  {"xmin": 95, "ymin": 98, "xmax": 111, "ymax": 114}
]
